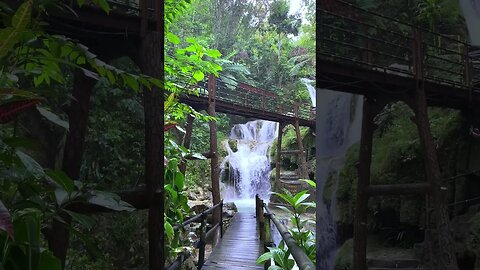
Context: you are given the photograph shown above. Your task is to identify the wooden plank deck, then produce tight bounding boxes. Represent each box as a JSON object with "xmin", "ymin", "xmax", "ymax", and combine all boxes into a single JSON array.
[{"xmin": 202, "ymin": 211, "xmax": 263, "ymax": 269}]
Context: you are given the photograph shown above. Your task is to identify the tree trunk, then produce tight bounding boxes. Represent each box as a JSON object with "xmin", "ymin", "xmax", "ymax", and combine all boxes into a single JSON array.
[
  {"xmin": 140, "ymin": 31, "xmax": 164, "ymax": 270},
  {"xmin": 49, "ymin": 69, "xmax": 96, "ymax": 267}
]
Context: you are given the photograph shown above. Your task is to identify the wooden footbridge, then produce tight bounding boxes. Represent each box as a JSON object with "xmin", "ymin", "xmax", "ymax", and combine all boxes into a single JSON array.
[
  {"xmin": 167, "ymin": 197, "xmax": 315, "ymax": 270},
  {"xmin": 318, "ymin": 1, "xmax": 480, "ymax": 270}
]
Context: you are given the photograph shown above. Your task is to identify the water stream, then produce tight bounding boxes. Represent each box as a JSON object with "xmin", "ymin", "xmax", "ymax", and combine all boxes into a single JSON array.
[{"xmin": 301, "ymin": 78, "xmax": 316, "ymax": 107}]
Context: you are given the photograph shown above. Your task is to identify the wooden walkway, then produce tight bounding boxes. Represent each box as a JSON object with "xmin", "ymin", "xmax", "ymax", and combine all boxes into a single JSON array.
[{"xmin": 202, "ymin": 211, "xmax": 263, "ymax": 270}]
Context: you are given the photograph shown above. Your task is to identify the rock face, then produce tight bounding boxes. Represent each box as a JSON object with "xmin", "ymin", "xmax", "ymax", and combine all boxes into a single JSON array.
[
  {"xmin": 270, "ymin": 126, "xmax": 316, "ymax": 200},
  {"xmin": 451, "ymin": 205, "xmax": 480, "ymax": 270}
]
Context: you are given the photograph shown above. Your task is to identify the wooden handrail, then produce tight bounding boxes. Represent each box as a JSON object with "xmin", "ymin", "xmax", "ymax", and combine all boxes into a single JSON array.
[
  {"xmin": 167, "ymin": 200, "xmax": 223, "ymax": 270},
  {"xmin": 255, "ymin": 195, "xmax": 315, "ymax": 270}
]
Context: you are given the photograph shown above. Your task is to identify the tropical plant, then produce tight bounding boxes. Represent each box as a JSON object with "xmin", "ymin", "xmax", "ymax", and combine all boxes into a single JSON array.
[{"xmin": 257, "ymin": 180, "xmax": 316, "ymax": 269}]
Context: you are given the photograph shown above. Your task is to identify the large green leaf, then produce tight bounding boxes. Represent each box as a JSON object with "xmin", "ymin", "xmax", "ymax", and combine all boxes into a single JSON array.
[
  {"xmin": 87, "ymin": 191, "xmax": 135, "ymax": 211},
  {"xmin": 256, "ymin": 252, "xmax": 273, "ymax": 264},
  {"xmin": 0, "ymin": 200, "xmax": 14, "ymax": 239},
  {"xmin": 46, "ymin": 170, "xmax": 74, "ymax": 193},
  {"xmin": 16, "ymin": 150, "xmax": 44, "ymax": 179},
  {"xmin": 37, "ymin": 250, "xmax": 61, "ymax": 270},
  {"xmin": 64, "ymin": 210, "xmax": 95, "ymax": 230},
  {"xmin": 36, "ymin": 106, "xmax": 69, "ymax": 130},
  {"xmin": 0, "ymin": 0, "xmax": 32, "ymax": 59},
  {"xmin": 12, "ymin": 0, "xmax": 32, "ymax": 29},
  {"xmin": 165, "ymin": 220, "xmax": 174, "ymax": 240}
]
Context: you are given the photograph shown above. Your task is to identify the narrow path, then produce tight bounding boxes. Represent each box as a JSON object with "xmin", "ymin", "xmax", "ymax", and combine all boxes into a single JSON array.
[{"xmin": 202, "ymin": 204, "xmax": 263, "ymax": 270}]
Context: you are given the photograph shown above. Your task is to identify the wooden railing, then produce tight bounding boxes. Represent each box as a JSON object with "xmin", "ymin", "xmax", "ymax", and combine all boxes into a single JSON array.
[
  {"xmin": 318, "ymin": 0, "xmax": 480, "ymax": 92},
  {"xmin": 255, "ymin": 195, "xmax": 315, "ymax": 270},
  {"xmin": 195, "ymin": 76, "xmax": 315, "ymax": 121},
  {"xmin": 166, "ymin": 200, "xmax": 223, "ymax": 270}
]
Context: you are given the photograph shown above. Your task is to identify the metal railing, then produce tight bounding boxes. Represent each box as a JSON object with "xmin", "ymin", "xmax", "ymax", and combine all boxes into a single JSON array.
[
  {"xmin": 255, "ymin": 195, "xmax": 315, "ymax": 270},
  {"xmin": 166, "ymin": 200, "xmax": 223, "ymax": 270},
  {"xmin": 318, "ymin": 0, "xmax": 480, "ymax": 92}
]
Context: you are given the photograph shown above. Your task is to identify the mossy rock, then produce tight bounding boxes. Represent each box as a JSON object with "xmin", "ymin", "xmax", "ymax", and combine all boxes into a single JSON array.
[{"xmin": 335, "ymin": 238, "xmax": 353, "ymax": 270}]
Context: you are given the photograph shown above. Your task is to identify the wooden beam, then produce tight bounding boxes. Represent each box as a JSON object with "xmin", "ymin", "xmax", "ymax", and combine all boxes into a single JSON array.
[
  {"xmin": 353, "ymin": 97, "xmax": 379, "ymax": 270},
  {"xmin": 208, "ymin": 74, "xmax": 221, "ymax": 226},
  {"xmin": 48, "ymin": 69, "xmax": 95, "ymax": 266},
  {"xmin": 366, "ymin": 183, "xmax": 431, "ymax": 196},
  {"xmin": 140, "ymin": 30, "xmax": 164, "ymax": 270}
]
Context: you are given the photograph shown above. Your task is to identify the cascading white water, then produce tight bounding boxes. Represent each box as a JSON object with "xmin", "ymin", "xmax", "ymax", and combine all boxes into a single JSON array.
[
  {"xmin": 221, "ymin": 120, "xmax": 278, "ymax": 202},
  {"xmin": 460, "ymin": 0, "xmax": 480, "ymax": 45},
  {"xmin": 316, "ymin": 89, "xmax": 363, "ymax": 269},
  {"xmin": 301, "ymin": 78, "xmax": 316, "ymax": 107}
]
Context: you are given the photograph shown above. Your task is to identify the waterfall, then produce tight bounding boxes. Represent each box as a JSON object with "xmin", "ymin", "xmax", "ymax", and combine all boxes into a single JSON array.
[
  {"xmin": 221, "ymin": 120, "xmax": 278, "ymax": 202},
  {"xmin": 316, "ymin": 89, "xmax": 363, "ymax": 269},
  {"xmin": 460, "ymin": 0, "xmax": 480, "ymax": 45},
  {"xmin": 301, "ymin": 78, "xmax": 316, "ymax": 107}
]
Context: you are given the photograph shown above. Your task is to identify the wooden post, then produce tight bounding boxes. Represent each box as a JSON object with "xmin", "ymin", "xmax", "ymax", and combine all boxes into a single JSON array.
[
  {"xmin": 276, "ymin": 123, "xmax": 285, "ymax": 184},
  {"xmin": 262, "ymin": 94, "xmax": 265, "ymax": 111},
  {"xmin": 294, "ymin": 119, "xmax": 308, "ymax": 179},
  {"xmin": 197, "ymin": 215, "xmax": 206, "ymax": 269},
  {"xmin": 353, "ymin": 97, "xmax": 377, "ymax": 270},
  {"xmin": 220, "ymin": 200, "xmax": 223, "ymax": 238},
  {"xmin": 258, "ymin": 196, "xmax": 265, "ymax": 242},
  {"xmin": 264, "ymin": 213, "xmax": 272, "ymax": 270},
  {"xmin": 463, "ymin": 44, "xmax": 472, "ymax": 103},
  {"xmin": 410, "ymin": 27, "xmax": 458, "ymax": 270},
  {"xmin": 140, "ymin": 30, "xmax": 164, "ymax": 270},
  {"xmin": 139, "ymin": 0, "xmax": 147, "ymax": 36},
  {"xmin": 362, "ymin": 40, "xmax": 373, "ymax": 64},
  {"xmin": 208, "ymin": 74, "xmax": 221, "ymax": 226},
  {"xmin": 48, "ymin": 69, "xmax": 96, "ymax": 266},
  {"xmin": 179, "ymin": 114, "xmax": 194, "ymax": 174},
  {"xmin": 410, "ymin": 85, "xmax": 459, "ymax": 270}
]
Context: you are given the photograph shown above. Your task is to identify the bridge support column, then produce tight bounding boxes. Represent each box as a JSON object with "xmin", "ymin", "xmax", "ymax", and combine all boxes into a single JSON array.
[
  {"xmin": 140, "ymin": 30, "xmax": 164, "ymax": 270},
  {"xmin": 208, "ymin": 74, "xmax": 221, "ymax": 227},
  {"xmin": 294, "ymin": 119, "xmax": 308, "ymax": 179},
  {"xmin": 47, "ymin": 69, "xmax": 96, "ymax": 267},
  {"xmin": 353, "ymin": 96, "xmax": 377, "ymax": 270},
  {"xmin": 410, "ymin": 87, "xmax": 459, "ymax": 270},
  {"xmin": 276, "ymin": 122, "xmax": 286, "ymax": 184},
  {"xmin": 353, "ymin": 96, "xmax": 386, "ymax": 270}
]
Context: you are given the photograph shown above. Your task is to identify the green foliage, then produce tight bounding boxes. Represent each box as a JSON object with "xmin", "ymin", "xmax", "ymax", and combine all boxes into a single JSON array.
[
  {"xmin": 268, "ymin": 0, "xmax": 302, "ymax": 36},
  {"xmin": 258, "ymin": 181, "xmax": 316, "ymax": 269}
]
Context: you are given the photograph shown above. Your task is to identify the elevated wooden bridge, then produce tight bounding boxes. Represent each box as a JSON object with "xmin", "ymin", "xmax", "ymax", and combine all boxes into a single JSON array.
[
  {"xmin": 181, "ymin": 76, "xmax": 315, "ymax": 128},
  {"xmin": 318, "ymin": 1, "xmax": 479, "ymax": 270},
  {"xmin": 317, "ymin": 0, "xmax": 480, "ymax": 109}
]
